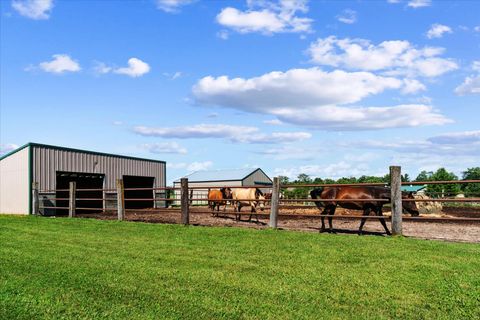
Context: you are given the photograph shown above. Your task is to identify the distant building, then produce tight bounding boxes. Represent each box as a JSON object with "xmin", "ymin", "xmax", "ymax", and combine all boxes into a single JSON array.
[
  {"xmin": 401, "ymin": 185, "xmax": 427, "ymax": 194},
  {"xmin": 0, "ymin": 143, "xmax": 166, "ymax": 215},
  {"xmin": 173, "ymin": 168, "xmax": 272, "ymax": 205}
]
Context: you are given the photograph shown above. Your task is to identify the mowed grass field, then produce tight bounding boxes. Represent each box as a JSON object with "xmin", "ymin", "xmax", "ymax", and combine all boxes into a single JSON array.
[{"xmin": 1, "ymin": 216, "xmax": 479, "ymax": 319}]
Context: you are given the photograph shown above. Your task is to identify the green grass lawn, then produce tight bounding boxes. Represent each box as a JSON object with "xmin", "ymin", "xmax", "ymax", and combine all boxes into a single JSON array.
[{"xmin": 1, "ymin": 216, "xmax": 479, "ymax": 319}]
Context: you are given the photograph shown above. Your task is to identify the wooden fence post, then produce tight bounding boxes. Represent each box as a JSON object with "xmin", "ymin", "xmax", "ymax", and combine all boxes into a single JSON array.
[
  {"xmin": 32, "ymin": 182, "xmax": 39, "ymax": 215},
  {"xmin": 116, "ymin": 179, "xmax": 125, "ymax": 221},
  {"xmin": 68, "ymin": 181, "xmax": 76, "ymax": 218},
  {"xmin": 269, "ymin": 177, "xmax": 280, "ymax": 229},
  {"xmin": 390, "ymin": 166, "xmax": 403, "ymax": 236},
  {"xmin": 181, "ymin": 178, "xmax": 190, "ymax": 225}
]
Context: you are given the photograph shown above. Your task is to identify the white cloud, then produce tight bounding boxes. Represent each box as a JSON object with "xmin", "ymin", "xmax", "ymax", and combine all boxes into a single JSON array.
[
  {"xmin": 134, "ymin": 124, "xmax": 311, "ymax": 144},
  {"xmin": 193, "ymin": 67, "xmax": 403, "ymax": 112},
  {"xmin": 455, "ymin": 76, "xmax": 480, "ymax": 95},
  {"xmin": 216, "ymin": 0, "xmax": 313, "ymax": 35},
  {"xmin": 217, "ymin": 30, "xmax": 229, "ymax": 40},
  {"xmin": 274, "ymin": 104, "xmax": 451, "ymax": 130},
  {"xmin": 255, "ymin": 146, "xmax": 317, "ymax": 160},
  {"xmin": 38, "ymin": 54, "xmax": 81, "ymax": 74},
  {"xmin": 475, "ymin": 26, "xmax": 480, "ymax": 32},
  {"xmin": 93, "ymin": 62, "xmax": 112, "ymax": 75},
  {"xmin": 307, "ymin": 36, "xmax": 458, "ymax": 77},
  {"xmin": 192, "ymin": 67, "xmax": 450, "ymax": 129},
  {"xmin": 0, "ymin": 143, "xmax": 19, "ymax": 155},
  {"xmin": 114, "ymin": 58, "xmax": 150, "ymax": 77},
  {"xmin": 401, "ymin": 78, "xmax": 426, "ymax": 94},
  {"xmin": 429, "ymin": 130, "xmax": 480, "ymax": 145},
  {"xmin": 12, "ymin": 0, "xmax": 53, "ymax": 20},
  {"xmin": 352, "ymin": 130, "xmax": 480, "ymax": 156},
  {"xmin": 426, "ymin": 24, "xmax": 452, "ymax": 39},
  {"xmin": 263, "ymin": 119, "xmax": 283, "ymax": 125},
  {"xmin": 336, "ymin": 9, "xmax": 357, "ymax": 24},
  {"xmin": 167, "ymin": 161, "xmax": 213, "ymax": 172},
  {"xmin": 140, "ymin": 142, "xmax": 188, "ymax": 154},
  {"xmin": 407, "ymin": 0, "xmax": 431, "ymax": 8},
  {"xmin": 112, "ymin": 121, "xmax": 123, "ymax": 126},
  {"xmin": 156, "ymin": 0, "xmax": 194, "ymax": 13},
  {"xmin": 387, "ymin": 0, "xmax": 401, "ymax": 3},
  {"xmin": 472, "ymin": 61, "xmax": 480, "ymax": 72}
]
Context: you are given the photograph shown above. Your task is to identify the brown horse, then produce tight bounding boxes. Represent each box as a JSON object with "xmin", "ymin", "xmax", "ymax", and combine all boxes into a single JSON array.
[
  {"xmin": 310, "ymin": 186, "xmax": 419, "ymax": 235},
  {"xmin": 208, "ymin": 188, "xmax": 232, "ymax": 216}
]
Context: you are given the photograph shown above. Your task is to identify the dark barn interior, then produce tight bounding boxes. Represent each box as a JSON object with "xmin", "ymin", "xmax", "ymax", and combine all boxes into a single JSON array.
[
  {"xmin": 123, "ymin": 175, "xmax": 155, "ymax": 209},
  {"xmin": 56, "ymin": 171, "xmax": 105, "ymax": 214}
]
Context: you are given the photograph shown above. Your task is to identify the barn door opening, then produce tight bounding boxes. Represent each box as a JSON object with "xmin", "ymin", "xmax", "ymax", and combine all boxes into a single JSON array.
[
  {"xmin": 123, "ymin": 176, "xmax": 154, "ymax": 209},
  {"xmin": 56, "ymin": 171, "xmax": 105, "ymax": 214}
]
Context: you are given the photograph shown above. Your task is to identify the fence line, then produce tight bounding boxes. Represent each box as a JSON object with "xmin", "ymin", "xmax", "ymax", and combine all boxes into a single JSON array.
[{"xmin": 32, "ymin": 167, "xmax": 480, "ymax": 236}]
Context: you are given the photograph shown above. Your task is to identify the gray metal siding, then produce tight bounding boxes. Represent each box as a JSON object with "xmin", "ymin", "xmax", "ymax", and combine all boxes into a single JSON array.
[
  {"xmin": 242, "ymin": 169, "xmax": 272, "ymax": 186},
  {"xmin": 32, "ymin": 146, "xmax": 165, "ymax": 191}
]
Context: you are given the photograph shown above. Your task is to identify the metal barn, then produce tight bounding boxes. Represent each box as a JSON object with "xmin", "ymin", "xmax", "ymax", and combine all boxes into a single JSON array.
[
  {"xmin": 173, "ymin": 168, "xmax": 272, "ymax": 205},
  {"xmin": 0, "ymin": 143, "xmax": 166, "ymax": 215}
]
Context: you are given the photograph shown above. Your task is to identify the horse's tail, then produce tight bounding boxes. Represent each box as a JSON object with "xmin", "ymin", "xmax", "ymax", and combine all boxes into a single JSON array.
[{"xmin": 310, "ymin": 187, "xmax": 324, "ymax": 209}]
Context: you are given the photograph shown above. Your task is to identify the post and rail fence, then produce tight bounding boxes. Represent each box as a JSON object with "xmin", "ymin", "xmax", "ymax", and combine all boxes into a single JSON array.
[{"xmin": 31, "ymin": 166, "xmax": 480, "ymax": 236}]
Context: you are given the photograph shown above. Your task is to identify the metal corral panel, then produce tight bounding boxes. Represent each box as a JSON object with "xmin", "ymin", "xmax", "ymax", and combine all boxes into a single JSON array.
[
  {"xmin": 0, "ymin": 147, "xmax": 29, "ymax": 214},
  {"xmin": 242, "ymin": 169, "xmax": 272, "ymax": 186},
  {"xmin": 32, "ymin": 145, "xmax": 166, "ymax": 191},
  {"xmin": 173, "ymin": 180, "xmax": 243, "ymax": 205}
]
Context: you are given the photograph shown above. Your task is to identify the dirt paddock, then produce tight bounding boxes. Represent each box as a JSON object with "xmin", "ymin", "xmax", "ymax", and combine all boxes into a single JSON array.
[{"xmin": 74, "ymin": 206, "xmax": 480, "ymax": 243}]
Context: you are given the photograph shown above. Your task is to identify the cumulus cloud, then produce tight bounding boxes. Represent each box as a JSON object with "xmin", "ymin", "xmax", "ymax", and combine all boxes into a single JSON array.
[
  {"xmin": 0, "ymin": 143, "xmax": 19, "ymax": 155},
  {"xmin": 426, "ymin": 24, "xmax": 453, "ymax": 39},
  {"xmin": 134, "ymin": 124, "xmax": 311, "ymax": 144},
  {"xmin": 167, "ymin": 161, "xmax": 213, "ymax": 172},
  {"xmin": 140, "ymin": 142, "xmax": 188, "ymax": 154},
  {"xmin": 307, "ymin": 36, "xmax": 458, "ymax": 77},
  {"xmin": 114, "ymin": 58, "xmax": 150, "ymax": 77},
  {"xmin": 12, "ymin": 0, "xmax": 53, "ymax": 20},
  {"xmin": 428, "ymin": 130, "xmax": 480, "ymax": 145},
  {"xmin": 156, "ymin": 0, "xmax": 194, "ymax": 13},
  {"xmin": 407, "ymin": 0, "xmax": 431, "ymax": 8},
  {"xmin": 37, "ymin": 54, "xmax": 81, "ymax": 74},
  {"xmin": 255, "ymin": 146, "xmax": 317, "ymax": 160},
  {"xmin": 401, "ymin": 78, "xmax": 426, "ymax": 94},
  {"xmin": 193, "ymin": 67, "xmax": 403, "ymax": 112},
  {"xmin": 263, "ymin": 119, "xmax": 283, "ymax": 125},
  {"xmin": 192, "ymin": 67, "xmax": 450, "ymax": 129},
  {"xmin": 216, "ymin": 0, "xmax": 313, "ymax": 35},
  {"xmin": 455, "ymin": 76, "xmax": 480, "ymax": 95},
  {"xmin": 336, "ymin": 9, "xmax": 357, "ymax": 24}
]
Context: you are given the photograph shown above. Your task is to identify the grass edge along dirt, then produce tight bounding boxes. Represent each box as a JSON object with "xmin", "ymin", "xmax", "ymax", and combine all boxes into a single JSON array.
[{"xmin": 1, "ymin": 215, "xmax": 479, "ymax": 320}]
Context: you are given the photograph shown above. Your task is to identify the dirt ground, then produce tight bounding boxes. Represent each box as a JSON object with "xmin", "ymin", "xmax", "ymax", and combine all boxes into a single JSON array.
[{"xmin": 76, "ymin": 206, "xmax": 480, "ymax": 243}]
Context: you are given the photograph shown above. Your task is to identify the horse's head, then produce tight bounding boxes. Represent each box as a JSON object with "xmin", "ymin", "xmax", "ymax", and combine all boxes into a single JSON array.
[
  {"xmin": 220, "ymin": 187, "xmax": 232, "ymax": 199},
  {"xmin": 402, "ymin": 192, "xmax": 419, "ymax": 216},
  {"xmin": 255, "ymin": 188, "xmax": 265, "ymax": 211}
]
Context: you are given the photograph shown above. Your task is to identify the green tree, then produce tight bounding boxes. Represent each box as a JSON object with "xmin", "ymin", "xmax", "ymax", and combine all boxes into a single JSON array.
[
  {"xmin": 426, "ymin": 168, "xmax": 460, "ymax": 197},
  {"xmin": 415, "ymin": 171, "xmax": 433, "ymax": 182},
  {"xmin": 462, "ymin": 167, "xmax": 480, "ymax": 197}
]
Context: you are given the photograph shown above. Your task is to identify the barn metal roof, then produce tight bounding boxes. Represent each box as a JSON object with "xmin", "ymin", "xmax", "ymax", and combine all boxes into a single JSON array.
[
  {"xmin": 175, "ymin": 168, "xmax": 267, "ymax": 183},
  {"xmin": 0, "ymin": 142, "xmax": 166, "ymax": 164}
]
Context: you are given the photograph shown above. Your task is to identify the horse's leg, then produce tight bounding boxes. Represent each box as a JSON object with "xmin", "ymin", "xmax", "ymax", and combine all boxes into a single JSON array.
[
  {"xmin": 328, "ymin": 206, "xmax": 336, "ymax": 233},
  {"xmin": 359, "ymin": 207, "xmax": 371, "ymax": 235},
  {"xmin": 376, "ymin": 206, "xmax": 391, "ymax": 235},
  {"xmin": 319, "ymin": 207, "xmax": 327, "ymax": 232}
]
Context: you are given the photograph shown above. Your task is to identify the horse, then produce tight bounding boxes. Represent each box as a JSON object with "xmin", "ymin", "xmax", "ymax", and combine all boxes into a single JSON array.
[
  {"xmin": 310, "ymin": 186, "xmax": 419, "ymax": 235},
  {"xmin": 231, "ymin": 188, "xmax": 266, "ymax": 222},
  {"xmin": 208, "ymin": 188, "xmax": 232, "ymax": 216}
]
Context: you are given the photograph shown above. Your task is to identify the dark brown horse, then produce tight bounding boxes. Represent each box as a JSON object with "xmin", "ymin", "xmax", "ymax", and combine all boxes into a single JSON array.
[{"xmin": 310, "ymin": 186, "xmax": 419, "ymax": 235}]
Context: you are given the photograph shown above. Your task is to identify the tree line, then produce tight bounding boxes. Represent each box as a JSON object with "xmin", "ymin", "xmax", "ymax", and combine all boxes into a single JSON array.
[{"xmin": 279, "ymin": 167, "xmax": 480, "ymax": 199}]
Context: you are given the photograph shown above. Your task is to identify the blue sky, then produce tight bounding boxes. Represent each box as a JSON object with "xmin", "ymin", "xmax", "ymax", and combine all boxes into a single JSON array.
[{"xmin": 1, "ymin": 0, "xmax": 479, "ymax": 183}]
